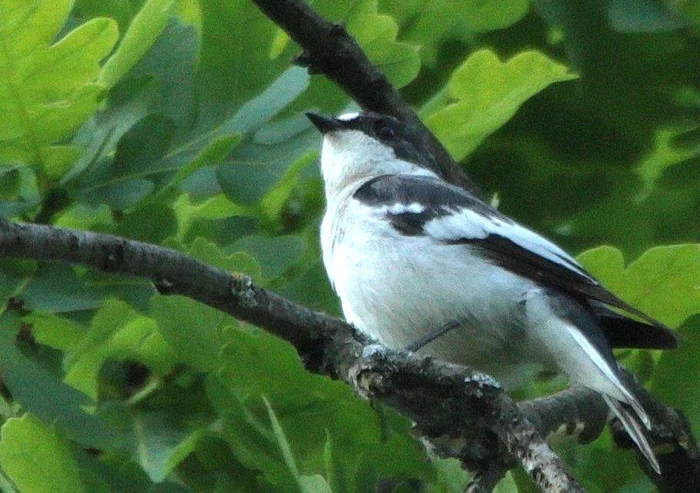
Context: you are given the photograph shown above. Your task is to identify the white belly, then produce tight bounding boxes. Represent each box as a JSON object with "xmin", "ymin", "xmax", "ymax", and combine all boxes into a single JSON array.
[{"xmin": 321, "ymin": 199, "xmax": 545, "ymax": 386}]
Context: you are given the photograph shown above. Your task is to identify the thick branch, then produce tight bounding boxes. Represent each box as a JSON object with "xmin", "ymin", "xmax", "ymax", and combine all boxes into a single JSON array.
[
  {"xmin": 349, "ymin": 347, "xmax": 583, "ymax": 491},
  {"xmin": 0, "ymin": 217, "xmax": 579, "ymax": 490},
  {"xmin": 1, "ymin": 218, "xmax": 697, "ymax": 490},
  {"xmin": 249, "ymin": 0, "xmax": 479, "ymax": 194}
]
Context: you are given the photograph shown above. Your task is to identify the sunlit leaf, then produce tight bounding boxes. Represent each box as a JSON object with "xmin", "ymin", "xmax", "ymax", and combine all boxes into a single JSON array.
[
  {"xmin": 577, "ymin": 244, "xmax": 700, "ymax": 328},
  {"xmin": 0, "ymin": 0, "xmax": 118, "ymax": 177},
  {"xmin": 315, "ymin": 0, "xmax": 421, "ymax": 88},
  {"xmin": 0, "ymin": 414, "xmax": 85, "ymax": 493},
  {"xmin": 382, "ymin": 0, "xmax": 530, "ymax": 64},
  {"xmin": 425, "ymin": 50, "xmax": 577, "ymax": 161},
  {"xmin": 99, "ymin": 0, "xmax": 176, "ymax": 88}
]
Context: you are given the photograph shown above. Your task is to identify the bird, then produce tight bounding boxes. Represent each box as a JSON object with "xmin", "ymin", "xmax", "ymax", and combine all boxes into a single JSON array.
[{"xmin": 306, "ymin": 110, "xmax": 677, "ymax": 475}]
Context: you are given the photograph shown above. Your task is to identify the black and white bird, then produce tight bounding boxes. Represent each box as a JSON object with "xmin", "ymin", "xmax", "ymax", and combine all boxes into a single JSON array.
[{"xmin": 307, "ymin": 111, "xmax": 677, "ymax": 475}]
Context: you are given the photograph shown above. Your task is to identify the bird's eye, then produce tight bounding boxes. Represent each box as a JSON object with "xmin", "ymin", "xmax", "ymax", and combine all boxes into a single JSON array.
[{"xmin": 376, "ymin": 125, "xmax": 396, "ymax": 140}]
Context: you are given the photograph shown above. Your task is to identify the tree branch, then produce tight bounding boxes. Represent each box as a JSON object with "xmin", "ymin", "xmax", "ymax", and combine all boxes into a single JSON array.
[
  {"xmin": 248, "ymin": 0, "xmax": 480, "ymax": 195},
  {"xmin": 0, "ymin": 217, "xmax": 580, "ymax": 490},
  {"xmin": 2, "ymin": 218, "xmax": 697, "ymax": 490}
]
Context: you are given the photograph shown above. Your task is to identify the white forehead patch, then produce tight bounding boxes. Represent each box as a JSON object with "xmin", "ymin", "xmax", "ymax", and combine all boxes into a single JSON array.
[{"xmin": 337, "ymin": 112, "xmax": 360, "ymax": 121}]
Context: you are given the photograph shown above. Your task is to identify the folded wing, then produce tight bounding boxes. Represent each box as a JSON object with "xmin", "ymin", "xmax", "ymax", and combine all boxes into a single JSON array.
[{"xmin": 354, "ymin": 174, "xmax": 677, "ymax": 349}]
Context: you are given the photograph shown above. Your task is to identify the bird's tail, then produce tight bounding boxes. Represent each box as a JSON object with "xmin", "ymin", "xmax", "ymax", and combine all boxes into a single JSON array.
[{"xmin": 602, "ymin": 394, "xmax": 660, "ymax": 475}]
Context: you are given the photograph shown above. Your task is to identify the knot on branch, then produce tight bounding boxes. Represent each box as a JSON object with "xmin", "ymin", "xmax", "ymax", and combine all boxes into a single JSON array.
[
  {"xmin": 99, "ymin": 240, "xmax": 125, "ymax": 273},
  {"xmin": 229, "ymin": 273, "xmax": 257, "ymax": 307},
  {"xmin": 153, "ymin": 278, "xmax": 175, "ymax": 294},
  {"xmin": 347, "ymin": 343, "xmax": 391, "ymax": 399}
]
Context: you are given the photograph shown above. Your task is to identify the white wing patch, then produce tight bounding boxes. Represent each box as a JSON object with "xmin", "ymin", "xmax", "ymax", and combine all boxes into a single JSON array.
[
  {"xmin": 422, "ymin": 207, "xmax": 594, "ymax": 281},
  {"xmin": 423, "ymin": 208, "xmax": 492, "ymax": 241},
  {"xmin": 337, "ymin": 112, "xmax": 360, "ymax": 121},
  {"xmin": 384, "ymin": 202, "xmax": 425, "ymax": 215}
]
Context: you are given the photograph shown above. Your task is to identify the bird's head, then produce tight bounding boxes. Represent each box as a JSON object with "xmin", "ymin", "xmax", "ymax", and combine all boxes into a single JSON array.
[{"xmin": 306, "ymin": 112, "xmax": 440, "ymax": 196}]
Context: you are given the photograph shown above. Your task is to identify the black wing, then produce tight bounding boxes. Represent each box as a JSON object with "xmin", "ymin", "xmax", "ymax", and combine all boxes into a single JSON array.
[{"xmin": 354, "ymin": 174, "xmax": 677, "ymax": 349}]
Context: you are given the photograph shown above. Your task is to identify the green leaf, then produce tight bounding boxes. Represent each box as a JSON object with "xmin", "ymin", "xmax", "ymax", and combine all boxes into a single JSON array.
[
  {"xmin": 114, "ymin": 203, "xmax": 177, "ymax": 243},
  {"xmin": 425, "ymin": 50, "xmax": 577, "ymax": 161},
  {"xmin": 228, "ymin": 235, "xmax": 305, "ymax": 281},
  {"xmin": 651, "ymin": 317, "xmax": 700, "ymax": 434},
  {"xmin": 20, "ymin": 262, "xmax": 152, "ymax": 313},
  {"xmin": 150, "ymin": 294, "xmax": 230, "ymax": 372},
  {"xmin": 88, "ymin": 373, "xmax": 217, "ymax": 485},
  {"xmin": 216, "ymin": 115, "xmax": 318, "ymax": 206},
  {"xmin": 76, "ymin": 113, "xmax": 176, "ymax": 209},
  {"xmin": 61, "ymin": 77, "xmax": 156, "ymax": 186},
  {"xmin": 312, "ymin": 0, "xmax": 420, "ymax": 88},
  {"xmin": 577, "ymin": 244, "xmax": 700, "ymax": 328},
  {"xmin": 299, "ymin": 475, "xmax": 333, "ymax": 493},
  {"xmin": 323, "ymin": 433, "xmax": 350, "ymax": 493},
  {"xmin": 635, "ymin": 125, "xmax": 700, "ymax": 199},
  {"xmin": 0, "ymin": 165, "xmax": 22, "ymax": 200},
  {"xmin": 0, "ymin": 414, "xmax": 85, "ymax": 493},
  {"xmin": 71, "ymin": 447, "xmax": 157, "ymax": 492},
  {"xmin": 60, "ymin": 299, "xmax": 130, "ymax": 376},
  {"xmin": 28, "ymin": 312, "xmax": 92, "ymax": 353},
  {"xmin": 186, "ymin": 237, "xmax": 263, "ymax": 280},
  {"xmin": 0, "ymin": 312, "xmax": 118, "ymax": 449},
  {"xmin": 205, "ymin": 379, "xmax": 300, "ymax": 489},
  {"xmin": 58, "ymin": 300, "xmax": 172, "ymax": 400},
  {"xmin": 171, "ymin": 193, "xmax": 245, "ymax": 244},
  {"xmin": 606, "ymin": 0, "xmax": 689, "ymax": 33},
  {"xmin": 383, "ymin": 0, "xmax": 530, "ymax": 65},
  {"xmin": 99, "ymin": 0, "xmax": 177, "ymax": 88},
  {"xmin": 428, "ymin": 458, "xmax": 470, "ymax": 493},
  {"xmin": 0, "ymin": 165, "xmax": 40, "ymax": 218},
  {"xmin": 75, "ymin": 54, "xmax": 305, "ymax": 212},
  {"xmin": 673, "ymin": 0, "xmax": 700, "ymax": 28},
  {"xmin": 196, "ymin": 0, "xmax": 292, "ymax": 124},
  {"xmin": 217, "ymin": 67, "xmax": 310, "ymax": 135},
  {"xmin": 493, "ymin": 471, "xmax": 520, "ymax": 493},
  {"xmin": 213, "ymin": 323, "xmax": 433, "ymax": 487},
  {"xmin": 115, "ymin": 115, "xmax": 176, "ymax": 173},
  {"xmin": 131, "ymin": 408, "xmax": 205, "ymax": 482},
  {"xmin": 0, "ymin": 0, "xmax": 118, "ymax": 175},
  {"xmin": 21, "ymin": 263, "xmax": 112, "ymax": 312},
  {"xmin": 0, "ymin": 258, "xmax": 35, "ymax": 307},
  {"xmin": 116, "ymin": 17, "xmax": 200, "ymax": 128},
  {"xmin": 344, "ymin": 0, "xmax": 420, "ymax": 88},
  {"xmin": 170, "ymin": 133, "xmax": 242, "ymax": 189},
  {"xmin": 263, "ymin": 397, "xmax": 301, "ymax": 480},
  {"xmin": 217, "ymin": 326, "xmax": 316, "ymax": 405},
  {"xmin": 73, "ymin": 0, "xmax": 140, "ymax": 31},
  {"xmin": 64, "ymin": 15, "xmax": 200, "ymax": 190},
  {"xmin": 259, "ymin": 147, "xmax": 318, "ymax": 227},
  {"xmin": 178, "ymin": 435, "xmax": 261, "ymax": 492}
]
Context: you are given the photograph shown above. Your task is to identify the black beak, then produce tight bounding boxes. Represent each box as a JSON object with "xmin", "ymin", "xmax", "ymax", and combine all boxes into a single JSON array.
[{"xmin": 306, "ymin": 112, "xmax": 344, "ymax": 134}]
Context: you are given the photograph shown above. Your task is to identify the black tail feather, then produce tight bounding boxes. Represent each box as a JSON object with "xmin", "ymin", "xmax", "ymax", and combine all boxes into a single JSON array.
[{"xmin": 594, "ymin": 305, "xmax": 677, "ymax": 350}]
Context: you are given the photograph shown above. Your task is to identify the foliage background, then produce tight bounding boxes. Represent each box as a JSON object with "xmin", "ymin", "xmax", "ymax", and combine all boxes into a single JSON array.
[{"xmin": 0, "ymin": 0, "xmax": 698, "ymax": 491}]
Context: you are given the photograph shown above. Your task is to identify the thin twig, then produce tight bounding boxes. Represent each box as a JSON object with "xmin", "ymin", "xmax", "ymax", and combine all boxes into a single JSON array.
[{"xmin": 248, "ymin": 0, "xmax": 480, "ymax": 194}]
